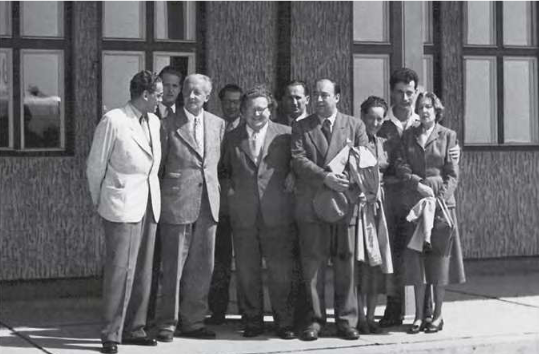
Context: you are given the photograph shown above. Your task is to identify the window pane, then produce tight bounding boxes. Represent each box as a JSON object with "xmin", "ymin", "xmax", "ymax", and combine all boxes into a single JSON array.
[
  {"xmin": 422, "ymin": 55, "xmax": 434, "ymax": 93},
  {"xmin": 21, "ymin": 1, "xmax": 63, "ymax": 38},
  {"xmin": 423, "ymin": 1, "xmax": 432, "ymax": 44},
  {"xmin": 504, "ymin": 57, "xmax": 538, "ymax": 143},
  {"xmin": 353, "ymin": 55, "xmax": 389, "ymax": 117},
  {"xmin": 503, "ymin": 2, "xmax": 536, "ymax": 46},
  {"xmin": 0, "ymin": 1, "xmax": 11, "ymax": 37},
  {"xmin": 353, "ymin": 2, "xmax": 389, "ymax": 42},
  {"xmin": 464, "ymin": 57, "xmax": 497, "ymax": 144},
  {"xmin": 155, "ymin": 1, "xmax": 196, "ymax": 41},
  {"xmin": 102, "ymin": 51, "xmax": 144, "ymax": 113},
  {"xmin": 0, "ymin": 49, "xmax": 12, "ymax": 148},
  {"xmin": 465, "ymin": 1, "xmax": 495, "ymax": 45},
  {"xmin": 103, "ymin": 2, "xmax": 145, "ymax": 39},
  {"xmin": 21, "ymin": 50, "xmax": 64, "ymax": 150}
]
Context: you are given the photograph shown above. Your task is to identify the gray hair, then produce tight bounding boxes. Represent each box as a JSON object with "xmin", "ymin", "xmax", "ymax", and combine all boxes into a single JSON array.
[{"xmin": 184, "ymin": 73, "xmax": 212, "ymax": 94}]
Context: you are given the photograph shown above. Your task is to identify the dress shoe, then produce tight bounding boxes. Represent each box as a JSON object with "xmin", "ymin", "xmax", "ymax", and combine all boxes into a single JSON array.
[
  {"xmin": 204, "ymin": 315, "xmax": 226, "ymax": 325},
  {"xmin": 121, "ymin": 336, "xmax": 157, "ymax": 346},
  {"xmin": 276, "ymin": 327, "xmax": 296, "ymax": 340},
  {"xmin": 300, "ymin": 329, "xmax": 319, "ymax": 341},
  {"xmin": 425, "ymin": 319, "xmax": 444, "ymax": 333},
  {"xmin": 156, "ymin": 329, "xmax": 174, "ymax": 342},
  {"xmin": 337, "ymin": 327, "xmax": 360, "ymax": 340},
  {"xmin": 357, "ymin": 321, "xmax": 370, "ymax": 334},
  {"xmin": 180, "ymin": 327, "xmax": 216, "ymax": 339},
  {"xmin": 243, "ymin": 326, "xmax": 264, "ymax": 338},
  {"xmin": 419, "ymin": 317, "xmax": 433, "ymax": 331},
  {"xmin": 407, "ymin": 320, "xmax": 423, "ymax": 334},
  {"xmin": 101, "ymin": 342, "xmax": 118, "ymax": 354},
  {"xmin": 378, "ymin": 316, "xmax": 403, "ymax": 328},
  {"xmin": 367, "ymin": 321, "xmax": 383, "ymax": 334}
]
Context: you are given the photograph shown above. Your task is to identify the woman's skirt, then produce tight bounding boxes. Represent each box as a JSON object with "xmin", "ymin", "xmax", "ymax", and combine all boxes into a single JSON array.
[{"xmin": 404, "ymin": 208, "xmax": 466, "ymax": 286}]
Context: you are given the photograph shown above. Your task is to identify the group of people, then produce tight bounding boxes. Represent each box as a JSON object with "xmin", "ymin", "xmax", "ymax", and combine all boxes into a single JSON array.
[{"xmin": 86, "ymin": 66, "xmax": 466, "ymax": 354}]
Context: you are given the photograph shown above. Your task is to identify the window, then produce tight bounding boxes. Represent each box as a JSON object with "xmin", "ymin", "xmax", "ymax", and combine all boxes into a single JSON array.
[
  {"xmin": 100, "ymin": 1, "xmax": 198, "ymax": 114},
  {"xmin": 352, "ymin": 2, "xmax": 434, "ymax": 116},
  {"xmin": 0, "ymin": 1, "xmax": 72, "ymax": 154},
  {"xmin": 463, "ymin": 1, "xmax": 539, "ymax": 145}
]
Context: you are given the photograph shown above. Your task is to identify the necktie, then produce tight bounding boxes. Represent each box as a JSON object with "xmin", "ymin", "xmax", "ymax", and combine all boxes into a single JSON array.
[
  {"xmin": 165, "ymin": 106, "xmax": 174, "ymax": 118},
  {"xmin": 194, "ymin": 116, "xmax": 203, "ymax": 153},
  {"xmin": 321, "ymin": 118, "xmax": 332, "ymax": 144},
  {"xmin": 140, "ymin": 114, "xmax": 151, "ymax": 142},
  {"xmin": 250, "ymin": 131, "xmax": 259, "ymax": 164}
]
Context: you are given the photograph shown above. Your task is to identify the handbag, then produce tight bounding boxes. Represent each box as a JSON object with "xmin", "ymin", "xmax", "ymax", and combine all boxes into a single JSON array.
[{"xmin": 430, "ymin": 198, "xmax": 456, "ymax": 256}]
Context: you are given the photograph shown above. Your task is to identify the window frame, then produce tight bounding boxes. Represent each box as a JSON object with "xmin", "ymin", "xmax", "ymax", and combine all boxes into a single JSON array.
[
  {"xmin": 0, "ymin": 1, "xmax": 73, "ymax": 156},
  {"xmin": 462, "ymin": 1, "xmax": 539, "ymax": 148},
  {"xmin": 97, "ymin": 1, "xmax": 204, "ymax": 119}
]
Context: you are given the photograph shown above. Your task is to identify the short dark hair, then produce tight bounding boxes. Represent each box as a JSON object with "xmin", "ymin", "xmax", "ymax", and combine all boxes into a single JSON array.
[
  {"xmin": 360, "ymin": 96, "xmax": 388, "ymax": 116},
  {"xmin": 240, "ymin": 85, "xmax": 276, "ymax": 113},
  {"xmin": 218, "ymin": 84, "xmax": 243, "ymax": 100},
  {"xmin": 130, "ymin": 70, "xmax": 161, "ymax": 99},
  {"xmin": 284, "ymin": 80, "xmax": 310, "ymax": 97},
  {"xmin": 390, "ymin": 68, "xmax": 419, "ymax": 90},
  {"xmin": 415, "ymin": 91, "xmax": 445, "ymax": 122},
  {"xmin": 315, "ymin": 78, "xmax": 340, "ymax": 96},
  {"xmin": 158, "ymin": 66, "xmax": 183, "ymax": 82}
]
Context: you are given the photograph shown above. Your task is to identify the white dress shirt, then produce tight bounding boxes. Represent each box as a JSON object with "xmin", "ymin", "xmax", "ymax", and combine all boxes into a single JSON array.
[
  {"xmin": 184, "ymin": 107, "xmax": 204, "ymax": 153},
  {"xmin": 158, "ymin": 103, "xmax": 176, "ymax": 119},
  {"xmin": 246, "ymin": 122, "xmax": 268, "ymax": 164},
  {"xmin": 318, "ymin": 110, "xmax": 338, "ymax": 132}
]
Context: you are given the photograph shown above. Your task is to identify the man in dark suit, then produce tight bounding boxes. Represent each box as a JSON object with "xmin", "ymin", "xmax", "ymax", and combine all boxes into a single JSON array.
[
  {"xmin": 87, "ymin": 71, "xmax": 163, "ymax": 354},
  {"xmin": 291, "ymin": 79, "xmax": 368, "ymax": 341},
  {"xmin": 220, "ymin": 85, "xmax": 296, "ymax": 339},
  {"xmin": 206, "ymin": 84, "xmax": 243, "ymax": 325},
  {"xmin": 156, "ymin": 74, "xmax": 226, "ymax": 342}
]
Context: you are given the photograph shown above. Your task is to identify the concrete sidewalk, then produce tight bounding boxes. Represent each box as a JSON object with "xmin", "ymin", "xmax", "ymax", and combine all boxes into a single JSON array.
[{"xmin": 1, "ymin": 258, "xmax": 539, "ymax": 354}]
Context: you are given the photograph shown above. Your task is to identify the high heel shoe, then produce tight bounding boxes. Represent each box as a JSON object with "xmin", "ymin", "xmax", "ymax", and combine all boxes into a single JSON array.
[
  {"xmin": 425, "ymin": 319, "xmax": 444, "ymax": 333},
  {"xmin": 407, "ymin": 320, "xmax": 423, "ymax": 334}
]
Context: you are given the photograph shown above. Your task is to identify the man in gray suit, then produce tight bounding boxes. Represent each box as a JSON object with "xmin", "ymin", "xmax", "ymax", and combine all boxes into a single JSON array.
[
  {"xmin": 156, "ymin": 74, "xmax": 226, "ymax": 342},
  {"xmin": 220, "ymin": 85, "xmax": 296, "ymax": 339},
  {"xmin": 86, "ymin": 70, "xmax": 163, "ymax": 354},
  {"xmin": 291, "ymin": 79, "xmax": 368, "ymax": 341}
]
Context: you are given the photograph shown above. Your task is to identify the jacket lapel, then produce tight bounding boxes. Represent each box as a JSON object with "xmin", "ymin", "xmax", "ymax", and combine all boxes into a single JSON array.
[
  {"xmin": 424, "ymin": 123, "xmax": 441, "ymax": 148},
  {"xmin": 203, "ymin": 111, "xmax": 220, "ymax": 161},
  {"xmin": 174, "ymin": 109, "xmax": 202, "ymax": 160},
  {"xmin": 324, "ymin": 112, "xmax": 348, "ymax": 166},
  {"xmin": 238, "ymin": 124, "xmax": 257, "ymax": 165},
  {"xmin": 260, "ymin": 121, "xmax": 277, "ymax": 163},
  {"xmin": 306, "ymin": 116, "xmax": 329, "ymax": 158},
  {"xmin": 125, "ymin": 104, "xmax": 152, "ymax": 156}
]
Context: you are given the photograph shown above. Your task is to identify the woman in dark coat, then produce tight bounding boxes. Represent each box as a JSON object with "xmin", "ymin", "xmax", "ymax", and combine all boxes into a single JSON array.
[{"xmin": 397, "ymin": 91, "xmax": 466, "ymax": 334}]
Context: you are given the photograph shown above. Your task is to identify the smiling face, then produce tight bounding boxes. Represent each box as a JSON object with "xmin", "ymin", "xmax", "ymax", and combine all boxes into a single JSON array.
[
  {"xmin": 313, "ymin": 79, "xmax": 339, "ymax": 118},
  {"xmin": 183, "ymin": 76, "xmax": 211, "ymax": 115},
  {"xmin": 161, "ymin": 73, "xmax": 181, "ymax": 106},
  {"xmin": 282, "ymin": 84, "xmax": 309, "ymax": 119},
  {"xmin": 243, "ymin": 96, "xmax": 271, "ymax": 131},
  {"xmin": 416, "ymin": 97, "xmax": 436, "ymax": 128},
  {"xmin": 362, "ymin": 106, "xmax": 386, "ymax": 137}
]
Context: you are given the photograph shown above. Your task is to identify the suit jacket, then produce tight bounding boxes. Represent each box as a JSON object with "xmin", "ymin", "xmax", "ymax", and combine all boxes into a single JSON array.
[
  {"xmin": 291, "ymin": 112, "xmax": 369, "ymax": 223},
  {"xmin": 220, "ymin": 121, "xmax": 293, "ymax": 229},
  {"xmin": 86, "ymin": 103, "xmax": 161, "ymax": 223},
  {"xmin": 396, "ymin": 123, "xmax": 459, "ymax": 208},
  {"xmin": 160, "ymin": 108, "xmax": 226, "ymax": 224}
]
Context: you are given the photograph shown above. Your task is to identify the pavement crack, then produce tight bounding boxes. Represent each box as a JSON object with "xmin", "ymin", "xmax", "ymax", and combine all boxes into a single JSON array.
[{"xmin": 446, "ymin": 289, "xmax": 539, "ymax": 309}]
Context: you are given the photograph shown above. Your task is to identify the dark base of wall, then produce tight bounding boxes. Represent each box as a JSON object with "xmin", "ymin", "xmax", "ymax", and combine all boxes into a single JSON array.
[
  {"xmin": 1, "ymin": 256, "xmax": 537, "ymax": 301},
  {"xmin": 0, "ymin": 277, "xmax": 102, "ymax": 302}
]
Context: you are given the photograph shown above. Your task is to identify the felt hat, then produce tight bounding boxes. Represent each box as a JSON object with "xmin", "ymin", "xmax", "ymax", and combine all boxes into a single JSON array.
[{"xmin": 313, "ymin": 186, "xmax": 349, "ymax": 223}]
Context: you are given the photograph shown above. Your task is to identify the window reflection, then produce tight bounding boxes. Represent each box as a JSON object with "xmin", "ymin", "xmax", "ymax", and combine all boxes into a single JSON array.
[
  {"xmin": 0, "ymin": 1, "xmax": 11, "ymax": 37},
  {"xmin": 21, "ymin": 51, "xmax": 63, "ymax": 149},
  {"xmin": 21, "ymin": 1, "xmax": 63, "ymax": 38},
  {"xmin": 103, "ymin": 2, "xmax": 145, "ymax": 39},
  {"xmin": 102, "ymin": 51, "xmax": 144, "ymax": 113}
]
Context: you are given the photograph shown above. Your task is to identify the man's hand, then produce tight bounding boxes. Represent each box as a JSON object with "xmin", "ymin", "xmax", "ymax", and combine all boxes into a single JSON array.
[
  {"xmin": 284, "ymin": 172, "xmax": 296, "ymax": 193},
  {"xmin": 417, "ymin": 183, "xmax": 435, "ymax": 198},
  {"xmin": 324, "ymin": 172, "xmax": 349, "ymax": 192},
  {"xmin": 449, "ymin": 144, "xmax": 461, "ymax": 163}
]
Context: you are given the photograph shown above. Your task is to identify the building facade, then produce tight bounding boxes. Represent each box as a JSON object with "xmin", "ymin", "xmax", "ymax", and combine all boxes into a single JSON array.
[{"xmin": 1, "ymin": 1, "xmax": 538, "ymax": 282}]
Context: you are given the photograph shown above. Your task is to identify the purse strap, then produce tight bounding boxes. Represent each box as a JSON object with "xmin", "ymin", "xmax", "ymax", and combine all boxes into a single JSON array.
[{"xmin": 436, "ymin": 198, "xmax": 454, "ymax": 229}]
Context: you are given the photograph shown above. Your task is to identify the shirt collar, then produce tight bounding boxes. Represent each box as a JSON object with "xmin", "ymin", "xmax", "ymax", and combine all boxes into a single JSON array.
[
  {"xmin": 159, "ymin": 103, "xmax": 176, "ymax": 117},
  {"xmin": 387, "ymin": 106, "xmax": 419, "ymax": 132},
  {"xmin": 129, "ymin": 103, "xmax": 143, "ymax": 120},
  {"xmin": 229, "ymin": 117, "xmax": 241, "ymax": 130},
  {"xmin": 246, "ymin": 121, "xmax": 269, "ymax": 138},
  {"xmin": 318, "ymin": 110, "xmax": 338, "ymax": 127},
  {"xmin": 184, "ymin": 107, "xmax": 204, "ymax": 122}
]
